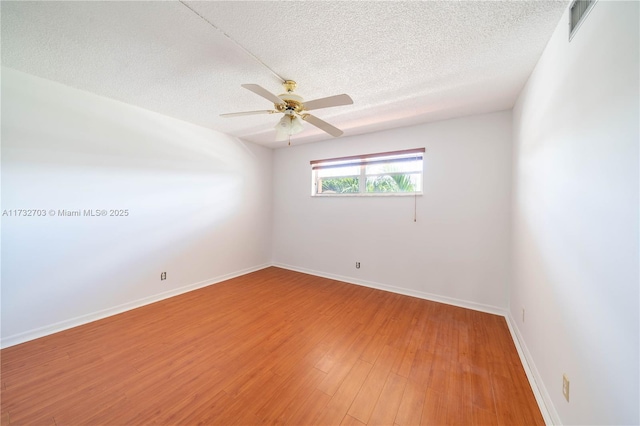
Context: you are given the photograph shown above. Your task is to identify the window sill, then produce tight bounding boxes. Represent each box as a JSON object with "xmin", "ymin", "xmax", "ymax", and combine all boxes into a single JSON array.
[{"xmin": 312, "ymin": 192, "xmax": 423, "ymax": 198}]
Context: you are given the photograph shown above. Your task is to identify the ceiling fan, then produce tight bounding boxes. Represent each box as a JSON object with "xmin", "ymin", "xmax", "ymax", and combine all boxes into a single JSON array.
[{"xmin": 221, "ymin": 80, "xmax": 353, "ymax": 143}]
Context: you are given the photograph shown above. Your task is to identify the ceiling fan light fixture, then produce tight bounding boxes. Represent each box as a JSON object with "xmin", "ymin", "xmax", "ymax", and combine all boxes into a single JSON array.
[
  {"xmin": 290, "ymin": 115, "xmax": 304, "ymax": 134},
  {"xmin": 275, "ymin": 113, "xmax": 304, "ymax": 141}
]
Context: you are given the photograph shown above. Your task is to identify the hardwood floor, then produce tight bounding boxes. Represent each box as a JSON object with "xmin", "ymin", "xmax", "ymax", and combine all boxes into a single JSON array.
[{"xmin": 1, "ymin": 267, "xmax": 544, "ymax": 425}]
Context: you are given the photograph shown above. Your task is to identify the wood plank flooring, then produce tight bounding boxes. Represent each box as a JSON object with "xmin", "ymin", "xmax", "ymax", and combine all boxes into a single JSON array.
[{"xmin": 1, "ymin": 267, "xmax": 544, "ymax": 425}]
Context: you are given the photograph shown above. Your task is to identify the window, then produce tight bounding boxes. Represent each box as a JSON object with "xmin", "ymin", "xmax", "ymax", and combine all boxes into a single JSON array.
[{"xmin": 311, "ymin": 148, "xmax": 424, "ymax": 196}]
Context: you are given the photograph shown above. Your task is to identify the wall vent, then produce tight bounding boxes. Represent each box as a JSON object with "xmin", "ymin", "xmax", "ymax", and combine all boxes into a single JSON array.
[{"xmin": 569, "ymin": 0, "xmax": 596, "ymax": 41}]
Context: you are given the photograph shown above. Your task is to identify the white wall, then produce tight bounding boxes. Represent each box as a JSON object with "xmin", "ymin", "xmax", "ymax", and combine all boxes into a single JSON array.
[
  {"xmin": 273, "ymin": 111, "xmax": 512, "ymax": 312},
  {"xmin": 1, "ymin": 68, "xmax": 273, "ymax": 347},
  {"xmin": 510, "ymin": 2, "xmax": 639, "ymax": 425}
]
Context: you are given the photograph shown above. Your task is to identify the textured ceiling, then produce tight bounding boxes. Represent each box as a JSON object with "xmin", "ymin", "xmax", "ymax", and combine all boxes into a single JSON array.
[{"xmin": 1, "ymin": 1, "xmax": 568, "ymax": 148}]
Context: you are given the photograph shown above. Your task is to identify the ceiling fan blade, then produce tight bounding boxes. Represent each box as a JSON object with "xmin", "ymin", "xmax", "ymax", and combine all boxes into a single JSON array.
[
  {"xmin": 220, "ymin": 110, "xmax": 278, "ymax": 118},
  {"xmin": 241, "ymin": 84, "xmax": 284, "ymax": 105},
  {"xmin": 302, "ymin": 114, "xmax": 344, "ymax": 137},
  {"xmin": 303, "ymin": 94, "xmax": 353, "ymax": 111}
]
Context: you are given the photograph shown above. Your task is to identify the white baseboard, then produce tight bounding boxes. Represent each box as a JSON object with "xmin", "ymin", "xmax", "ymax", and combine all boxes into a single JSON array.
[
  {"xmin": 0, "ymin": 263, "xmax": 271, "ymax": 349},
  {"xmin": 272, "ymin": 262, "xmax": 506, "ymax": 316},
  {"xmin": 504, "ymin": 312, "xmax": 561, "ymax": 425}
]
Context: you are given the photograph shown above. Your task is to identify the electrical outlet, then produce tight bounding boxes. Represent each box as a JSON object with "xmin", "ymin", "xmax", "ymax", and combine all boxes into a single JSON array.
[
  {"xmin": 355, "ymin": 262, "xmax": 361, "ymax": 269},
  {"xmin": 522, "ymin": 307, "xmax": 525, "ymax": 323},
  {"xmin": 161, "ymin": 272, "xmax": 167, "ymax": 280},
  {"xmin": 562, "ymin": 374, "xmax": 570, "ymax": 402}
]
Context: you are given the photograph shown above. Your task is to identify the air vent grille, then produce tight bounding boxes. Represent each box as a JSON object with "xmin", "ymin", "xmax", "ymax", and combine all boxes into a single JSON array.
[{"xmin": 569, "ymin": 0, "xmax": 596, "ymax": 40}]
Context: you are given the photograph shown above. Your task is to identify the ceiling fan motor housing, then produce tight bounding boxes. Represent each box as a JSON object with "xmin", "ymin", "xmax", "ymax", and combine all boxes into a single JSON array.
[{"xmin": 276, "ymin": 92, "xmax": 304, "ymax": 114}]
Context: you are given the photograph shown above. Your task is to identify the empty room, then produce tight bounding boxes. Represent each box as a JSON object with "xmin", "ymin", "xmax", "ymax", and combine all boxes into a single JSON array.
[{"xmin": 1, "ymin": 1, "xmax": 638, "ymax": 425}]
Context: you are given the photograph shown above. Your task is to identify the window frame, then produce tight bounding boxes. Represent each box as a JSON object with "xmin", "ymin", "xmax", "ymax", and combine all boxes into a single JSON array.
[{"xmin": 310, "ymin": 148, "xmax": 425, "ymax": 197}]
